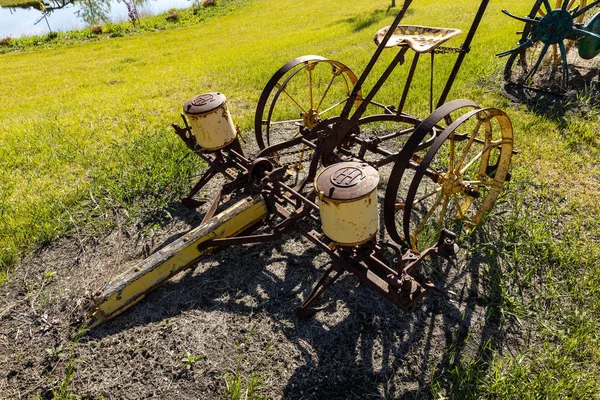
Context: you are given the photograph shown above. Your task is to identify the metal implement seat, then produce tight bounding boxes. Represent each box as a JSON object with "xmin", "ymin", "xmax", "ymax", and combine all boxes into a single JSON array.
[{"xmin": 374, "ymin": 25, "xmax": 462, "ymax": 53}]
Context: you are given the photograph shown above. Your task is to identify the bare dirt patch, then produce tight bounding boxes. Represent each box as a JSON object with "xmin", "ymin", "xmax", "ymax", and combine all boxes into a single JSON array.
[
  {"xmin": 0, "ymin": 194, "xmax": 526, "ymax": 399},
  {"xmin": 0, "ymin": 122, "xmax": 528, "ymax": 399},
  {"xmin": 502, "ymin": 52, "xmax": 600, "ymax": 118}
]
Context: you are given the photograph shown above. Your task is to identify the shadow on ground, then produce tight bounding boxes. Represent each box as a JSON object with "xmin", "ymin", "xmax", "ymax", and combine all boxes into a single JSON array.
[{"xmin": 82, "ymin": 218, "xmax": 511, "ymax": 399}]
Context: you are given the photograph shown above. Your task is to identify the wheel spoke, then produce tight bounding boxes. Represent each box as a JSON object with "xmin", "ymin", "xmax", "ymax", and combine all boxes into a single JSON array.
[
  {"xmin": 454, "ymin": 119, "xmax": 483, "ymax": 173},
  {"xmin": 574, "ymin": 2, "xmax": 599, "ymax": 18},
  {"xmin": 269, "ymin": 119, "xmax": 303, "ymax": 126},
  {"xmin": 543, "ymin": 0, "xmax": 554, "ymax": 13},
  {"xmin": 449, "ymin": 131, "xmax": 455, "ymax": 172},
  {"xmin": 462, "ymin": 180, "xmax": 492, "ymax": 186},
  {"xmin": 558, "ymin": 40, "xmax": 569, "ymax": 84},
  {"xmin": 319, "ymin": 97, "xmax": 350, "ymax": 117},
  {"xmin": 315, "ymin": 73, "xmax": 338, "ymax": 111},
  {"xmin": 413, "ymin": 193, "xmax": 443, "ymax": 238},
  {"xmin": 552, "ymin": 44, "xmax": 559, "ymax": 65},
  {"xmin": 524, "ymin": 43, "xmax": 550, "ymax": 82},
  {"xmin": 459, "ymin": 142, "xmax": 493, "ymax": 175},
  {"xmin": 452, "ymin": 194, "xmax": 467, "ymax": 219},
  {"xmin": 308, "ymin": 66, "xmax": 314, "ymax": 110},
  {"xmin": 413, "ymin": 186, "xmax": 442, "ymax": 207},
  {"xmin": 278, "ymin": 85, "xmax": 307, "ymax": 113},
  {"xmin": 437, "ymin": 195, "xmax": 450, "ymax": 232},
  {"xmin": 572, "ymin": 28, "xmax": 600, "ymax": 40}
]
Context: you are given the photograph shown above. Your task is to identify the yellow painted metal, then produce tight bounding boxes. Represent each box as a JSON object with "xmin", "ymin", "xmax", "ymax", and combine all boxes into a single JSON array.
[
  {"xmin": 186, "ymin": 101, "xmax": 237, "ymax": 151},
  {"xmin": 88, "ymin": 195, "xmax": 268, "ymax": 328},
  {"xmin": 315, "ymin": 163, "xmax": 380, "ymax": 246},
  {"xmin": 316, "ymin": 191, "xmax": 379, "ymax": 246}
]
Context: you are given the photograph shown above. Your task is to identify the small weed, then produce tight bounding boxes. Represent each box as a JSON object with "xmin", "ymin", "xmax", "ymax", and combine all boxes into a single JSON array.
[
  {"xmin": 222, "ymin": 330, "xmax": 271, "ymax": 400},
  {"xmin": 90, "ymin": 25, "xmax": 103, "ymax": 34},
  {"xmin": 42, "ymin": 268, "xmax": 56, "ymax": 281},
  {"xmin": 181, "ymin": 351, "xmax": 203, "ymax": 369},
  {"xmin": 166, "ymin": 11, "xmax": 180, "ymax": 22},
  {"xmin": 45, "ymin": 345, "xmax": 65, "ymax": 362},
  {"xmin": 159, "ymin": 319, "xmax": 174, "ymax": 330},
  {"xmin": 0, "ymin": 36, "xmax": 12, "ymax": 46},
  {"xmin": 51, "ymin": 357, "xmax": 77, "ymax": 400},
  {"xmin": 49, "ymin": 324, "xmax": 87, "ymax": 399}
]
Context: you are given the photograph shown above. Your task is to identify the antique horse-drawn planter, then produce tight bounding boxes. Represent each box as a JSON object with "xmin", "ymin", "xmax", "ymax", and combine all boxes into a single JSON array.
[{"xmin": 87, "ymin": 0, "xmax": 515, "ymax": 328}]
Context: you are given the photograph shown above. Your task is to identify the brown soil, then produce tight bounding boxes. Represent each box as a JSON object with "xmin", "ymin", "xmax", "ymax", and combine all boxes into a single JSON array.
[
  {"xmin": 0, "ymin": 194, "xmax": 526, "ymax": 399},
  {"xmin": 0, "ymin": 124, "xmax": 527, "ymax": 399},
  {"xmin": 503, "ymin": 50, "xmax": 600, "ymax": 117}
]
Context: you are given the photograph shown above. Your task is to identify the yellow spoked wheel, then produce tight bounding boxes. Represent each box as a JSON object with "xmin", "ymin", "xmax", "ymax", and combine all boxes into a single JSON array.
[
  {"xmin": 254, "ymin": 56, "xmax": 361, "ymax": 170},
  {"xmin": 385, "ymin": 106, "xmax": 514, "ymax": 251}
]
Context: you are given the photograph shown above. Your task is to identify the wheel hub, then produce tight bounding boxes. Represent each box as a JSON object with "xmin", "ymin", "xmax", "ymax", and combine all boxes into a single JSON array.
[
  {"xmin": 439, "ymin": 172, "xmax": 461, "ymax": 196},
  {"xmin": 532, "ymin": 9, "xmax": 574, "ymax": 44},
  {"xmin": 439, "ymin": 172, "xmax": 478, "ymax": 198},
  {"xmin": 302, "ymin": 109, "xmax": 320, "ymax": 129}
]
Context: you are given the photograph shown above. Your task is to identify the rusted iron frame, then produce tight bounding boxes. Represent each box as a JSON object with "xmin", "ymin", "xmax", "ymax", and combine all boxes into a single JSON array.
[
  {"xmin": 256, "ymin": 136, "xmax": 317, "ymax": 159},
  {"xmin": 396, "ymin": 52, "xmax": 421, "ymax": 117},
  {"xmin": 195, "ymin": 184, "xmax": 315, "ymax": 252},
  {"xmin": 436, "ymin": 0, "xmax": 490, "ymax": 108},
  {"xmin": 169, "ymin": 118, "xmax": 460, "ymax": 316},
  {"xmin": 337, "ymin": 0, "xmax": 490, "ymax": 128},
  {"xmin": 296, "ymin": 226, "xmax": 430, "ymax": 312},
  {"xmin": 276, "ymin": 182, "xmax": 319, "ymax": 211},
  {"xmin": 349, "ymin": 47, "xmax": 410, "ymax": 124},
  {"xmin": 340, "ymin": 0, "xmax": 415, "ymax": 119}
]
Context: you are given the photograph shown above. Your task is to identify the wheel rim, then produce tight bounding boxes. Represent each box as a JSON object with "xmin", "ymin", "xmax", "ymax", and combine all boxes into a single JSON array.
[
  {"xmin": 383, "ymin": 99, "xmax": 480, "ymax": 247},
  {"xmin": 254, "ymin": 58, "xmax": 361, "ymax": 170},
  {"xmin": 401, "ymin": 109, "xmax": 513, "ymax": 251}
]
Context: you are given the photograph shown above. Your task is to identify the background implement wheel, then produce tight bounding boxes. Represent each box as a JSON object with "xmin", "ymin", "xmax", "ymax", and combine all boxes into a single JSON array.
[
  {"xmin": 384, "ymin": 103, "xmax": 513, "ymax": 251},
  {"xmin": 503, "ymin": 0, "xmax": 600, "ymax": 88},
  {"xmin": 254, "ymin": 56, "xmax": 361, "ymax": 169}
]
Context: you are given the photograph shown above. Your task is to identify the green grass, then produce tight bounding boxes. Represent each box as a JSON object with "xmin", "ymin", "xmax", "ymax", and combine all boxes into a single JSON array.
[
  {"xmin": 0, "ymin": 0, "xmax": 35, "ymax": 6},
  {"xmin": 1, "ymin": 0, "xmax": 600, "ymax": 397},
  {"xmin": 0, "ymin": 0, "xmax": 252, "ymax": 51}
]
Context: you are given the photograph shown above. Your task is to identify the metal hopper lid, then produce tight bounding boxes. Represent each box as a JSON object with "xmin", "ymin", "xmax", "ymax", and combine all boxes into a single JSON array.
[
  {"xmin": 183, "ymin": 92, "xmax": 227, "ymax": 115},
  {"xmin": 315, "ymin": 162, "xmax": 379, "ymax": 201}
]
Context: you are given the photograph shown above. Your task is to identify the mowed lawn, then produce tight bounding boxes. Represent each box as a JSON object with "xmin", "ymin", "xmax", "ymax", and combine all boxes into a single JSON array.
[{"xmin": 1, "ymin": 0, "xmax": 600, "ymax": 397}]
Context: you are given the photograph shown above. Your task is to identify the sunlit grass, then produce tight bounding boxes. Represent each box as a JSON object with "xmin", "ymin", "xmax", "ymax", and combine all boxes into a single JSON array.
[{"xmin": 0, "ymin": 0, "xmax": 33, "ymax": 6}]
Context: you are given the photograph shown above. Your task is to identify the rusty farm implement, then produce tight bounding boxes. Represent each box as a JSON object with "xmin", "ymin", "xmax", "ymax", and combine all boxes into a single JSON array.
[
  {"xmin": 87, "ymin": 0, "xmax": 515, "ymax": 328},
  {"xmin": 499, "ymin": 0, "xmax": 600, "ymax": 89}
]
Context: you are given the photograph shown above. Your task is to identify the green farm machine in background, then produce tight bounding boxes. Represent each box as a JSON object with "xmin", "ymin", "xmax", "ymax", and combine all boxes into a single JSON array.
[{"xmin": 499, "ymin": 0, "xmax": 600, "ymax": 90}]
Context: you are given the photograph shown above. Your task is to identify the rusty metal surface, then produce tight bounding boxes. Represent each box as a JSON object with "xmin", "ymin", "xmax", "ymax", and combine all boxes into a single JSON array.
[
  {"xmin": 374, "ymin": 25, "xmax": 462, "ymax": 53},
  {"xmin": 315, "ymin": 162, "xmax": 379, "ymax": 201},
  {"xmin": 184, "ymin": 92, "xmax": 227, "ymax": 115}
]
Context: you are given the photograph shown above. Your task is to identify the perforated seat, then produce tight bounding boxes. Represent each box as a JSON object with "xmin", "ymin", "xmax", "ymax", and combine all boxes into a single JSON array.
[{"xmin": 374, "ymin": 25, "xmax": 462, "ymax": 53}]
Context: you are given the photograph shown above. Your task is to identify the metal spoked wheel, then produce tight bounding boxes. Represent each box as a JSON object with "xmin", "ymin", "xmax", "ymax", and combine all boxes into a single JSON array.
[
  {"xmin": 384, "ymin": 101, "xmax": 514, "ymax": 251},
  {"xmin": 503, "ymin": 0, "xmax": 600, "ymax": 88},
  {"xmin": 254, "ymin": 56, "xmax": 361, "ymax": 169}
]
